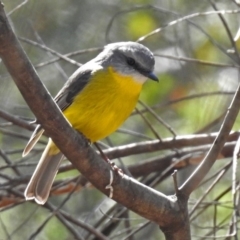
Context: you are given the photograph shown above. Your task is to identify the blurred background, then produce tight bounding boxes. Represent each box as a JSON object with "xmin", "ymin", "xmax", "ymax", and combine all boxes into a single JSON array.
[{"xmin": 0, "ymin": 0, "xmax": 240, "ymax": 239}]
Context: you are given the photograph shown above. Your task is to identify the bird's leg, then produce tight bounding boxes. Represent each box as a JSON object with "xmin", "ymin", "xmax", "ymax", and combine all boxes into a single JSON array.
[
  {"xmin": 74, "ymin": 132, "xmax": 120, "ymax": 173},
  {"xmin": 94, "ymin": 142, "xmax": 123, "ymax": 176}
]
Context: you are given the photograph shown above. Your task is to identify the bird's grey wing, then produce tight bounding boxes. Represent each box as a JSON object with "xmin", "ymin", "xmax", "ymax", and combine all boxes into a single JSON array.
[
  {"xmin": 23, "ymin": 68, "xmax": 92, "ymax": 156},
  {"xmin": 55, "ymin": 68, "xmax": 92, "ymax": 111},
  {"xmin": 23, "ymin": 124, "xmax": 45, "ymax": 156}
]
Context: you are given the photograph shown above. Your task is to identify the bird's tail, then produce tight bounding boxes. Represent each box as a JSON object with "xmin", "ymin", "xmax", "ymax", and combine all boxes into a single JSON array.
[
  {"xmin": 23, "ymin": 125, "xmax": 45, "ymax": 157},
  {"xmin": 24, "ymin": 139, "xmax": 64, "ymax": 205}
]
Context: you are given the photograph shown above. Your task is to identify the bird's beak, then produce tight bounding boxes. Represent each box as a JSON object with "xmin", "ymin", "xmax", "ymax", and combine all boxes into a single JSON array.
[{"xmin": 148, "ymin": 72, "xmax": 159, "ymax": 82}]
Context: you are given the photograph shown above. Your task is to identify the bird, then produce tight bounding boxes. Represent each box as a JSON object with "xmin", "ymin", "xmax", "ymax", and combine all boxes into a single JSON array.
[{"xmin": 23, "ymin": 41, "xmax": 158, "ymax": 205}]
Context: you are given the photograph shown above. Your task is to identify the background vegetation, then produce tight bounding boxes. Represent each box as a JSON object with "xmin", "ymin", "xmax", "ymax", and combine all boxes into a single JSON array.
[{"xmin": 0, "ymin": 0, "xmax": 240, "ymax": 239}]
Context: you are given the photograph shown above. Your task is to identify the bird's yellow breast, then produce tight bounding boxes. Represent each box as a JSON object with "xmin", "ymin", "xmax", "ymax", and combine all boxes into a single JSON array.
[{"xmin": 62, "ymin": 67, "xmax": 143, "ymax": 142}]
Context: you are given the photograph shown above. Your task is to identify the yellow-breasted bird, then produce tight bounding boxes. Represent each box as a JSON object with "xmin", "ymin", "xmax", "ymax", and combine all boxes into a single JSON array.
[{"xmin": 23, "ymin": 41, "xmax": 158, "ymax": 204}]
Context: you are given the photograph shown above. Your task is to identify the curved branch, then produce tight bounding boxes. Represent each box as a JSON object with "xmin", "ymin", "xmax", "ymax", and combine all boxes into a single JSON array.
[{"xmin": 180, "ymin": 84, "xmax": 240, "ymax": 196}]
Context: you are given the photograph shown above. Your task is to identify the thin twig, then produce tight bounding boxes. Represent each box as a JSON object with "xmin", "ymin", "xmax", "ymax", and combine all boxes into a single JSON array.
[
  {"xmin": 139, "ymin": 100, "xmax": 177, "ymax": 137},
  {"xmin": 171, "ymin": 170, "xmax": 179, "ymax": 195},
  {"xmin": 189, "ymin": 163, "xmax": 231, "ymax": 217},
  {"xmin": 209, "ymin": 0, "xmax": 240, "ymax": 63},
  {"xmin": 0, "ymin": 108, "xmax": 35, "ymax": 131},
  {"xmin": 19, "ymin": 37, "xmax": 82, "ymax": 67},
  {"xmin": 7, "ymin": 0, "xmax": 28, "ymax": 16},
  {"xmin": 35, "ymin": 48, "xmax": 102, "ymax": 69},
  {"xmin": 0, "ymin": 149, "xmax": 21, "ymax": 176},
  {"xmin": 154, "ymin": 53, "xmax": 240, "ymax": 68},
  {"xmin": 135, "ymin": 107, "xmax": 161, "ymax": 140}
]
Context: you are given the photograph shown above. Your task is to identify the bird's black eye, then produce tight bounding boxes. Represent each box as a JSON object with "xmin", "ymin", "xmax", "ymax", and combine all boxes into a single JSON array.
[{"xmin": 127, "ymin": 57, "xmax": 136, "ymax": 66}]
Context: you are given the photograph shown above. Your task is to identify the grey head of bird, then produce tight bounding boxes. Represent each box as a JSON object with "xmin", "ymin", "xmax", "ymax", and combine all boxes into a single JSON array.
[{"xmin": 92, "ymin": 41, "xmax": 158, "ymax": 84}]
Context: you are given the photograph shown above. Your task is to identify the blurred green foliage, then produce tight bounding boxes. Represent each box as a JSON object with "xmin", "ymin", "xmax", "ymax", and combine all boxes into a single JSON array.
[{"xmin": 126, "ymin": 11, "xmax": 158, "ymax": 39}]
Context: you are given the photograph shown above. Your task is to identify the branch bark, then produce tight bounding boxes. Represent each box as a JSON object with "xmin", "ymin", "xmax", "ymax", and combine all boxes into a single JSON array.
[{"xmin": 105, "ymin": 131, "xmax": 238, "ymax": 159}]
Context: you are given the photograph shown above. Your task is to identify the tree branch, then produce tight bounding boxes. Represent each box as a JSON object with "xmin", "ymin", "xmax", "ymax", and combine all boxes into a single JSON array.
[
  {"xmin": 105, "ymin": 131, "xmax": 238, "ymax": 159},
  {"xmin": 179, "ymin": 83, "xmax": 240, "ymax": 196}
]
